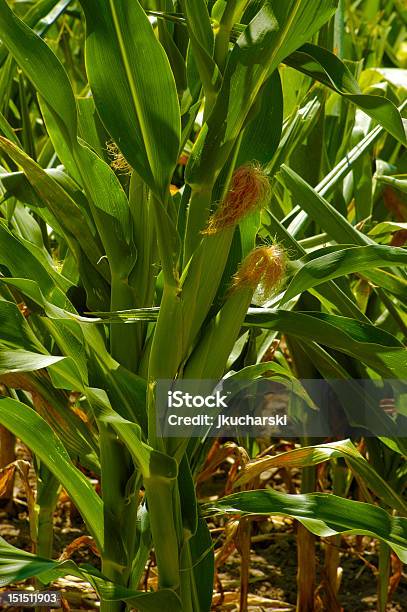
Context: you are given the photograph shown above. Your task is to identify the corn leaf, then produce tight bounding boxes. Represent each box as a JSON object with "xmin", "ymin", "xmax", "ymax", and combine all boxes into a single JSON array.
[
  {"xmin": 0, "ymin": 136, "xmax": 104, "ymax": 274},
  {"xmin": 235, "ymin": 439, "xmax": 407, "ymax": 514},
  {"xmin": 73, "ymin": 144, "xmax": 136, "ymax": 279},
  {"xmin": 179, "ymin": 0, "xmax": 218, "ymax": 102},
  {"xmin": 0, "ymin": 397, "xmax": 103, "ymax": 548},
  {"xmin": 236, "ymin": 70, "xmax": 283, "ymax": 166},
  {"xmin": 283, "ymin": 245, "xmax": 407, "ymax": 303},
  {"xmin": 0, "ymin": 349, "xmax": 64, "ymax": 375},
  {"xmin": 279, "ymin": 164, "xmax": 407, "ymax": 300},
  {"xmin": 79, "ymin": 0, "xmax": 180, "ymax": 199},
  {"xmin": 0, "ymin": 0, "xmax": 72, "ymax": 67},
  {"xmin": 279, "ymin": 164, "xmax": 369, "ymax": 245},
  {"xmin": 245, "ymin": 310, "xmax": 407, "ymax": 378},
  {"xmin": 285, "ymin": 43, "xmax": 407, "ymax": 145},
  {"xmin": 0, "ymin": 300, "xmax": 46, "ymax": 354},
  {"xmin": 293, "ymin": 341, "xmax": 407, "ymax": 456},
  {"xmin": 0, "ymin": 537, "xmax": 182, "ymax": 610},
  {"xmin": 0, "ymin": 0, "xmax": 77, "ymax": 140},
  {"xmin": 203, "ymin": 488, "xmax": 407, "ymax": 562},
  {"xmin": 0, "ymin": 222, "xmax": 71, "ymax": 295}
]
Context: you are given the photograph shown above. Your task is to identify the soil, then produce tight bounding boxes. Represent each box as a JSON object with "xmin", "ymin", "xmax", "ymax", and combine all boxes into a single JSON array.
[{"xmin": 217, "ymin": 538, "xmax": 407, "ymax": 611}]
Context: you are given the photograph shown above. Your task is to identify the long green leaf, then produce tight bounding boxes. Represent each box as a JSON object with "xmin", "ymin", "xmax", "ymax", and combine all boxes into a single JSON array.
[
  {"xmin": 0, "ymin": 0, "xmax": 77, "ymax": 140},
  {"xmin": 188, "ymin": 0, "xmax": 338, "ymax": 184},
  {"xmin": 235, "ymin": 439, "xmax": 407, "ymax": 514},
  {"xmin": 279, "ymin": 164, "xmax": 369, "ymax": 245},
  {"xmin": 0, "ymin": 397, "xmax": 103, "ymax": 548},
  {"xmin": 203, "ymin": 488, "xmax": 407, "ymax": 561},
  {"xmin": 0, "ymin": 136, "xmax": 104, "ymax": 275},
  {"xmin": 79, "ymin": 0, "xmax": 180, "ymax": 199},
  {"xmin": 0, "ymin": 300, "xmax": 45, "ymax": 353},
  {"xmin": 179, "ymin": 0, "xmax": 218, "ymax": 104},
  {"xmin": 0, "ymin": 0, "xmax": 71, "ymax": 67},
  {"xmin": 283, "ymin": 245, "xmax": 407, "ymax": 303},
  {"xmin": 0, "ymin": 223, "xmax": 71, "ymax": 296},
  {"xmin": 0, "ymin": 538, "xmax": 182, "ymax": 611},
  {"xmin": 245, "ymin": 309, "xmax": 407, "ymax": 378},
  {"xmin": 0, "ymin": 348, "xmax": 64, "ymax": 375},
  {"xmin": 285, "ymin": 43, "xmax": 407, "ymax": 145}
]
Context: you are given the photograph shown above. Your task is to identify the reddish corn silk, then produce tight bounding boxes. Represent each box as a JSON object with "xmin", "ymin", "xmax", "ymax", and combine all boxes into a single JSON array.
[{"xmin": 203, "ymin": 164, "xmax": 271, "ymax": 234}]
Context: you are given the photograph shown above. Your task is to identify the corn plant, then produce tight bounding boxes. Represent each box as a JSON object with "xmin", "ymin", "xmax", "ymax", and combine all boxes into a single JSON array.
[{"xmin": 0, "ymin": 1, "xmax": 406, "ymax": 611}]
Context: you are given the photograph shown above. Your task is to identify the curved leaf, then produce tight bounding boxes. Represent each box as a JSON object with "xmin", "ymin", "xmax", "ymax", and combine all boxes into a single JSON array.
[
  {"xmin": 0, "ymin": 537, "xmax": 182, "ymax": 611},
  {"xmin": 237, "ymin": 69, "xmax": 283, "ymax": 166},
  {"xmin": 188, "ymin": 0, "xmax": 338, "ymax": 183},
  {"xmin": 245, "ymin": 309, "xmax": 407, "ymax": 378},
  {"xmin": 0, "ymin": 300, "xmax": 45, "ymax": 354},
  {"xmin": 0, "ymin": 222, "xmax": 71, "ymax": 295},
  {"xmin": 279, "ymin": 164, "xmax": 407, "ymax": 300},
  {"xmin": 283, "ymin": 245, "xmax": 407, "ymax": 303},
  {"xmin": 0, "ymin": 0, "xmax": 77, "ymax": 140},
  {"xmin": 235, "ymin": 439, "xmax": 407, "ymax": 514},
  {"xmin": 0, "ymin": 136, "xmax": 104, "ymax": 274},
  {"xmin": 203, "ymin": 488, "xmax": 407, "ymax": 561},
  {"xmin": 285, "ymin": 43, "xmax": 407, "ymax": 145},
  {"xmin": 0, "ymin": 397, "xmax": 103, "ymax": 548},
  {"xmin": 0, "ymin": 349, "xmax": 64, "ymax": 375}
]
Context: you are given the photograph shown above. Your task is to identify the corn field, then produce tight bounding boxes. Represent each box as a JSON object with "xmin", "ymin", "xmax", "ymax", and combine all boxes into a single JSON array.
[{"xmin": 0, "ymin": 0, "xmax": 406, "ymax": 610}]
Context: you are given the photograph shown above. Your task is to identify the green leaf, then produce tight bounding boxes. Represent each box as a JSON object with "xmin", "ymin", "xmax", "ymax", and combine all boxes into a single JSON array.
[
  {"xmin": 0, "ymin": 300, "xmax": 45, "ymax": 353},
  {"xmin": 294, "ymin": 341, "xmax": 407, "ymax": 455},
  {"xmin": 245, "ymin": 309, "xmax": 407, "ymax": 378},
  {"xmin": 236, "ymin": 70, "xmax": 283, "ymax": 166},
  {"xmin": 0, "ymin": 222, "xmax": 71, "ymax": 296},
  {"xmin": 38, "ymin": 98, "xmax": 82, "ymax": 185},
  {"xmin": 279, "ymin": 164, "xmax": 369, "ymax": 245},
  {"xmin": 0, "ymin": 348, "xmax": 64, "ymax": 375},
  {"xmin": 1, "ymin": 276, "xmax": 147, "ymax": 423},
  {"xmin": 369, "ymin": 221, "xmax": 407, "ymax": 238},
  {"xmin": 73, "ymin": 143, "xmax": 136, "ymax": 279},
  {"xmin": 278, "ymin": 165, "xmax": 407, "ymax": 300},
  {"xmin": 0, "ymin": 0, "xmax": 77, "ymax": 140},
  {"xmin": 0, "ymin": 110, "xmax": 20, "ymax": 145},
  {"xmin": 0, "ymin": 397, "xmax": 103, "ymax": 548},
  {"xmin": 32, "ymin": 0, "xmax": 72, "ymax": 37},
  {"xmin": 285, "ymin": 43, "xmax": 407, "ymax": 145},
  {"xmin": 86, "ymin": 388, "xmax": 175, "ymax": 482},
  {"xmin": 0, "ymin": 136, "xmax": 105, "ymax": 276},
  {"xmin": 0, "ymin": 538, "xmax": 182, "ymax": 611},
  {"xmin": 203, "ymin": 488, "xmax": 407, "ymax": 561},
  {"xmin": 235, "ymin": 439, "xmax": 407, "ymax": 514},
  {"xmin": 181, "ymin": 0, "xmax": 213, "ymax": 55},
  {"xmin": 0, "ymin": 0, "xmax": 71, "ymax": 67},
  {"xmin": 376, "ymin": 174, "xmax": 407, "ymax": 194},
  {"xmin": 283, "ymin": 245, "xmax": 407, "ymax": 303},
  {"xmin": 189, "ymin": 517, "xmax": 214, "ymax": 612},
  {"xmin": 226, "ymin": 362, "xmax": 318, "ymax": 409},
  {"xmin": 179, "ymin": 0, "xmax": 219, "ymax": 104},
  {"xmin": 79, "ymin": 0, "xmax": 180, "ymax": 199}
]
